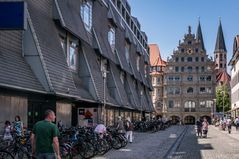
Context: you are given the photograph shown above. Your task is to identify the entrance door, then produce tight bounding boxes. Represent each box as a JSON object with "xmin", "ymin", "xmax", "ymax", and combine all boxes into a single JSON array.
[
  {"xmin": 184, "ymin": 116, "xmax": 195, "ymax": 125},
  {"xmin": 28, "ymin": 100, "xmax": 55, "ymax": 128}
]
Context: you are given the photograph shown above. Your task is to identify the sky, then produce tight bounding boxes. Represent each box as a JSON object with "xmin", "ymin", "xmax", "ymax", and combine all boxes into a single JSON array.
[{"xmin": 128, "ymin": 0, "xmax": 239, "ymax": 72}]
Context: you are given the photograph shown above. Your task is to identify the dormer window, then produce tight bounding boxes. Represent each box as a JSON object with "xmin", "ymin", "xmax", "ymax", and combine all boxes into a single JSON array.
[
  {"xmin": 136, "ymin": 55, "xmax": 140, "ymax": 71},
  {"xmin": 108, "ymin": 27, "xmax": 115, "ymax": 52},
  {"xmin": 68, "ymin": 41, "xmax": 78, "ymax": 70},
  {"xmin": 80, "ymin": 0, "xmax": 92, "ymax": 32},
  {"xmin": 120, "ymin": 71, "xmax": 125, "ymax": 84},
  {"xmin": 125, "ymin": 41, "xmax": 130, "ymax": 63}
]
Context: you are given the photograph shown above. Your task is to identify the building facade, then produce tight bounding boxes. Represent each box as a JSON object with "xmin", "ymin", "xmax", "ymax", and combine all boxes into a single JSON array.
[
  {"xmin": 149, "ymin": 44, "xmax": 166, "ymax": 116},
  {"xmin": 229, "ymin": 35, "xmax": 239, "ymax": 118},
  {"xmin": 0, "ymin": 0, "xmax": 153, "ymax": 128},
  {"xmin": 163, "ymin": 24, "xmax": 216, "ymax": 124}
]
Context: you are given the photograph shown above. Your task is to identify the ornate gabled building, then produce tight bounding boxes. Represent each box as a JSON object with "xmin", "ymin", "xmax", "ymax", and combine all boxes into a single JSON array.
[
  {"xmin": 214, "ymin": 20, "xmax": 231, "ymax": 86},
  {"xmin": 229, "ymin": 35, "xmax": 239, "ymax": 118},
  {"xmin": 163, "ymin": 23, "xmax": 216, "ymax": 124},
  {"xmin": 149, "ymin": 44, "xmax": 166, "ymax": 115},
  {"xmin": 0, "ymin": 0, "xmax": 153, "ymax": 128}
]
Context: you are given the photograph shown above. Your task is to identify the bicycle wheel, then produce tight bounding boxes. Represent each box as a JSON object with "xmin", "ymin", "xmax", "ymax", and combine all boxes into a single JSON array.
[
  {"xmin": 13, "ymin": 147, "xmax": 31, "ymax": 159},
  {"xmin": 0, "ymin": 150, "xmax": 14, "ymax": 159},
  {"xmin": 78, "ymin": 142, "xmax": 95, "ymax": 159}
]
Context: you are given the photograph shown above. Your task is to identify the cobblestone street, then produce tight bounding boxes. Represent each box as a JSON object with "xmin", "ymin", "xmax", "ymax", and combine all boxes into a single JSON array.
[{"xmin": 93, "ymin": 125, "xmax": 239, "ymax": 159}]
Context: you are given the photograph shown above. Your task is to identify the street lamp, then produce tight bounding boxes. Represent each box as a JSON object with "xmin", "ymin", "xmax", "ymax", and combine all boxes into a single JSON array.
[
  {"xmin": 222, "ymin": 91, "xmax": 225, "ymax": 119},
  {"xmin": 101, "ymin": 69, "xmax": 107, "ymax": 125},
  {"xmin": 140, "ymin": 90, "xmax": 143, "ymax": 121}
]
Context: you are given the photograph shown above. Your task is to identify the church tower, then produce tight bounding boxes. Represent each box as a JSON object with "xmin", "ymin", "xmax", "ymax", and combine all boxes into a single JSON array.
[
  {"xmin": 214, "ymin": 20, "xmax": 227, "ymax": 71},
  {"xmin": 214, "ymin": 20, "xmax": 231, "ymax": 85}
]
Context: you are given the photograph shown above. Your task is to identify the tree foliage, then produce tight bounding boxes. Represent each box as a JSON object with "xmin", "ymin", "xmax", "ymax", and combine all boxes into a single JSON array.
[{"xmin": 216, "ymin": 85, "xmax": 230, "ymax": 113}]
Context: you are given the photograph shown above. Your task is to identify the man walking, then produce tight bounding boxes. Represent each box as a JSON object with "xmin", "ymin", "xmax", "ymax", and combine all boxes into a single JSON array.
[{"xmin": 31, "ymin": 109, "xmax": 61, "ymax": 159}]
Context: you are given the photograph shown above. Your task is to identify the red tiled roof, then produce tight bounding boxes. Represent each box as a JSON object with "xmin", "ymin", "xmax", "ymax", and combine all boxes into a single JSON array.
[
  {"xmin": 216, "ymin": 70, "xmax": 231, "ymax": 84},
  {"xmin": 149, "ymin": 44, "xmax": 166, "ymax": 66}
]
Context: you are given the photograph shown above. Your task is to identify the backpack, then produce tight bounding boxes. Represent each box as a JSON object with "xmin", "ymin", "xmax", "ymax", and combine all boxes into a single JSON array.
[{"xmin": 125, "ymin": 121, "xmax": 134, "ymax": 131}]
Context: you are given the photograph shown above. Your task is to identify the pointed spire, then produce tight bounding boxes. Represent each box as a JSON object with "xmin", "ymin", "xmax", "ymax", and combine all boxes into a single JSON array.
[
  {"xmin": 196, "ymin": 18, "xmax": 205, "ymax": 51},
  {"xmin": 215, "ymin": 18, "xmax": 227, "ymax": 52}
]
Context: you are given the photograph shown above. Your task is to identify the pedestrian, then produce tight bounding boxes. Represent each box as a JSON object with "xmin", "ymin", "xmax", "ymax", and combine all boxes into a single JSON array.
[
  {"xmin": 125, "ymin": 117, "xmax": 133, "ymax": 143},
  {"xmin": 3, "ymin": 120, "xmax": 13, "ymax": 141},
  {"xmin": 57, "ymin": 120, "xmax": 63, "ymax": 132},
  {"xmin": 196, "ymin": 119, "xmax": 202, "ymax": 138},
  {"xmin": 94, "ymin": 121, "xmax": 107, "ymax": 139},
  {"xmin": 116, "ymin": 116, "xmax": 125, "ymax": 133},
  {"xmin": 234, "ymin": 117, "xmax": 239, "ymax": 131},
  {"xmin": 13, "ymin": 115, "xmax": 23, "ymax": 136},
  {"xmin": 202, "ymin": 118, "xmax": 209, "ymax": 138},
  {"xmin": 31, "ymin": 109, "xmax": 61, "ymax": 159},
  {"xmin": 226, "ymin": 117, "xmax": 232, "ymax": 134}
]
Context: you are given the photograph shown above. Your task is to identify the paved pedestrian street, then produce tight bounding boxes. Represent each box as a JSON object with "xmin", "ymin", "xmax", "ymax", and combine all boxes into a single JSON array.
[{"xmin": 93, "ymin": 125, "xmax": 239, "ymax": 159}]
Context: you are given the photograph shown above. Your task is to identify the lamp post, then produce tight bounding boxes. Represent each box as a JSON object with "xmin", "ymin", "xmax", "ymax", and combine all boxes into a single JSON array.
[
  {"xmin": 140, "ymin": 91, "xmax": 143, "ymax": 121},
  {"xmin": 101, "ymin": 69, "xmax": 107, "ymax": 125},
  {"xmin": 222, "ymin": 91, "xmax": 225, "ymax": 119}
]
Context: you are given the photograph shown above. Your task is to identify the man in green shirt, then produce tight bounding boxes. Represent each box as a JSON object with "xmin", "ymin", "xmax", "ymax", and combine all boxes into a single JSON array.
[{"xmin": 31, "ymin": 109, "xmax": 61, "ymax": 159}]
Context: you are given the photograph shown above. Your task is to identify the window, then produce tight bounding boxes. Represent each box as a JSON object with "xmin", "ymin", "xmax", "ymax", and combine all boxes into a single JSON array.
[
  {"xmin": 175, "ymin": 87, "xmax": 180, "ymax": 94},
  {"xmin": 187, "ymin": 57, "xmax": 192, "ymax": 62},
  {"xmin": 201, "ymin": 66, "xmax": 205, "ymax": 72},
  {"xmin": 168, "ymin": 87, "xmax": 174, "ymax": 95},
  {"xmin": 80, "ymin": 1, "xmax": 92, "ymax": 32},
  {"xmin": 68, "ymin": 41, "xmax": 78, "ymax": 69},
  {"xmin": 156, "ymin": 66, "xmax": 161, "ymax": 72},
  {"xmin": 175, "ymin": 66, "xmax": 179, "ymax": 72},
  {"xmin": 60, "ymin": 35, "xmax": 66, "ymax": 54},
  {"xmin": 144, "ymin": 64, "xmax": 147, "ymax": 78},
  {"xmin": 195, "ymin": 57, "xmax": 199, "ymax": 62},
  {"xmin": 206, "ymin": 76, "xmax": 211, "ymax": 81},
  {"xmin": 200, "ymin": 76, "xmax": 205, "ymax": 81},
  {"xmin": 133, "ymin": 79, "xmax": 136, "ymax": 88},
  {"xmin": 181, "ymin": 67, "xmax": 184, "ymax": 72},
  {"xmin": 187, "ymin": 66, "xmax": 192, "ymax": 72},
  {"xmin": 188, "ymin": 41, "xmax": 192, "ymax": 45},
  {"xmin": 200, "ymin": 101, "xmax": 206, "ymax": 108},
  {"xmin": 196, "ymin": 66, "xmax": 199, "ymax": 72},
  {"xmin": 168, "ymin": 76, "xmax": 174, "ymax": 81},
  {"xmin": 181, "ymin": 49, "xmax": 185, "ymax": 53},
  {"xmin": 175, "ymin": 57, "xmax": 179, "ymax": 62},
  {"xmin": 175, "ymin": 76, "xmax": 180, "ymax": 81},
  {"xmin": 206, "ymin": 100, "xmax": 213, "ymax": 108},
  {"xmin": 195, "ymin": 48, "xmax": 198, "ymax": 53},
  {"xmin": 220, "ymin": 63, "xmax": 223, "ymax": 68},
  {"xmin": 187, "ymin": 87, "xmax": 193, "ymax": 93},
  {"xmin": 187, "ymin": 75, "xmax": 193, "ymax": 81},
  {"xmin": 181, "ymin": 57, "xmax": 184, "ymax": 62},
  {"xmin": 136, "ymin": 55, "xmax": 140, "ymax": 71},
  {"xmin": 108, "ymin": 27, "xmax": 115, "ymax": 52},
  {"xmin": 157, "ymin": 77, "xmax": 161, "ymax": 85},
  {"xmin": 200, "ymin": 87, "xmax": 206, "ymax": 93},
  {"xmin": 125, "ymin": 42, "xmax": 130, "ymax": 63},
  {"xmin": 168, "ymin": 100, "xmax": 174, "ymax": 108},
  {"xmin": 175, "ymin": 101, "xmax": 180, "ymax": 107},
  {"xmin": 184, "ymin": 101, "xmax": 196, "ymax": 112},
  {"xmin": 120, "ymin": 71, "xmax": 125, "ymax": 84},
  {"xmin": 206, "ymin": 87, "xmax": 212, "ymax": 93},
  {"xmin": 201, "ymin": 57, "xmax": 204, "ymax": 62},
  {"xmin": 157, "ymin": 89, "xmax": 160, "ymax": 96}
]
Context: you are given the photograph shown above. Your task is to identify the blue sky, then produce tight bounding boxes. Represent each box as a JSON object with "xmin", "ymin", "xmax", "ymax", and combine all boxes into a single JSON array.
[{"xmin": 128, "ymin": 0, "xmax": 239, "ymax": 71}]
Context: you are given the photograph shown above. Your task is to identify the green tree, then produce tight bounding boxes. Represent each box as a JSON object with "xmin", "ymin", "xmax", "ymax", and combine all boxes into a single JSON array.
[{"xmin": 216, "ymin": 85, "xmax": 230, "ymax": 113}]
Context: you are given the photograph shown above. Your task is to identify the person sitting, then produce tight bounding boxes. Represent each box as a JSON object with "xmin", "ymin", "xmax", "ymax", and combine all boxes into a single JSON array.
[
  {"xmin": 94, "ymin": 122, "xmax": 106, "ymax": 138},
  {"xmin": 3, "ymin": 120, "xmax": 13, "ymax": 141}
]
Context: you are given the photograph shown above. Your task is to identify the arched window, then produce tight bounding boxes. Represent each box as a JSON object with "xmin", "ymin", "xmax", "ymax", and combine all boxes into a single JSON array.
[
  {"xmin": 184, "ymin": 101, "xmax": 196, "ymax": 112},
  {"xmin": 187, "ymin": 87, "xmax": 193, "ymax": 93},
  {"xmin": 187, "ymin": 66, "xmax": 192, "ymax": 72}
]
